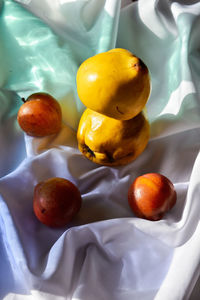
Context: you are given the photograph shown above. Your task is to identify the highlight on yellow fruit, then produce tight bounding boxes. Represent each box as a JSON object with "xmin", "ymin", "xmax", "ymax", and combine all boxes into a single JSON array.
[
  {"xmin": 77, "ymin": 108, "xmax": 150, "ymax": 166},
  {"xmin": 76, "ymin": 48, "xmax": 151, "ymax": 120}
]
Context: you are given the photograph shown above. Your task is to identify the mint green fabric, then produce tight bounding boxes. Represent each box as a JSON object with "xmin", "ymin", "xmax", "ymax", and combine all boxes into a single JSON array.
[
  {"xmin": 0, "ymin": 0, "xmax": 119, "ymax": 129},
  {"xmin": 117, "ymin": 2, "xmax": 200, "ymax": 138}
]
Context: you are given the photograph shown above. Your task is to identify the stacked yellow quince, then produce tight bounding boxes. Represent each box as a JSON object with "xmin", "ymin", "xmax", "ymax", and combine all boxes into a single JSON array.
[{"xmin": 76, "ymin": 48, "xmax": 151, "ymax": 166}]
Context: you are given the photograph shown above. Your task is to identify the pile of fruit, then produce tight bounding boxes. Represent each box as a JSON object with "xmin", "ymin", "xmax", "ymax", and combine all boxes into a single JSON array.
[
  {"xmin": 76, "ymin": 48, "xmax": 151, "ymax": 166},
  {"xmin": 17, "ymin": 48, "xmax": 177, "ymax": 227}
]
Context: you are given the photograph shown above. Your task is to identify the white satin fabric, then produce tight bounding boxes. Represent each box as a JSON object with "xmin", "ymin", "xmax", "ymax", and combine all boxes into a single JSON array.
[{"xmin": 1, "ymin": 0, "xmax": 200, "ymax": 299}]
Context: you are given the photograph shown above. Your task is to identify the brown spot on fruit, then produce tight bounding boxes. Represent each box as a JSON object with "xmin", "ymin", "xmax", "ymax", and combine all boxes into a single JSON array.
[{"xmin": 116, "ymin": 106, "xmax": 124, "ymax": 115}]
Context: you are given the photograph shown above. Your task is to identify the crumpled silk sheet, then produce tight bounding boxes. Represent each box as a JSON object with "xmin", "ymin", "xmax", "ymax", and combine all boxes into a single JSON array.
[{"xmin": 0, "ymin": 0, "xmax": 200, "ymax": 299}]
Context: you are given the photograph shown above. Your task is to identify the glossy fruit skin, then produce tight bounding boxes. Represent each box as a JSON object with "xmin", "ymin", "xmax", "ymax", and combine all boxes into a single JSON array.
[
  {"xmin": 17, "ymin": 93, "xmax": 62, "ymax": 137},
  {"xmin": 128, "ymin": 173, "xmax": 177, "ymax": 221},
  {"xmin": 76, "ymin": 48, "xmax": 151, "ymax": 120},
  {"xmin": 33, "ymin": 177, "xmax": 82, "ymax": 227},
  {"xmin": 77, "ymin": 108, "xmax": 150, "ymax": 166}
]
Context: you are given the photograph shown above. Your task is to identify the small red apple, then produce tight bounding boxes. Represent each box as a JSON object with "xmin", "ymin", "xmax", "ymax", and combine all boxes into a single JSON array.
[
  {"xmin": 128, "ymin": 173, "xmax": 177, "ymax": 221},
  {"xmin": 17, "ymin": 92, "xmax": 62, "ymax": 137},
  {"xmin": 33, "ymin": 177, "xmax": 82, "ymax": 227}
]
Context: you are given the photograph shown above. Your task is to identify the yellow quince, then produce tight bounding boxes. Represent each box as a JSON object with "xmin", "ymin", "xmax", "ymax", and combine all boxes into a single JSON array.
[
  {"xmin": 76, "ymin": 48, "xmax": 151, "ymax": 120},
  {"xmin": 77, "ymin": 108, "xmax": 150, "ymax": 166}
]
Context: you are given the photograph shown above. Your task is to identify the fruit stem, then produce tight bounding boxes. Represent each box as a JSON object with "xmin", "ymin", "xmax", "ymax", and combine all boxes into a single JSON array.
[{"xmin": 21, "ymin": 97, "xmax": 26, "ymax": 103}]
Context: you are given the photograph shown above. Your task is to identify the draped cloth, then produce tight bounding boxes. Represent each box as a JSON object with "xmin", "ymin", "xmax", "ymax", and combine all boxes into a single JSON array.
[{"xmin": 0, "ymin": 0, "xmax": 200, "ymax": 299}]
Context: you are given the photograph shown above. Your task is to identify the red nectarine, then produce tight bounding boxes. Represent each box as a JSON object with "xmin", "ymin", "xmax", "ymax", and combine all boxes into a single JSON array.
[
  {"xmin": 17, "ymin": 92, "xmax": 62, "ymax": 137},
  {"xmin": 33, "ymin": 177, "xmax": 82, "ymax": 227},
  {"xmin": 128, "ymin": 173, "xmax": 177, "ymax": 221}
]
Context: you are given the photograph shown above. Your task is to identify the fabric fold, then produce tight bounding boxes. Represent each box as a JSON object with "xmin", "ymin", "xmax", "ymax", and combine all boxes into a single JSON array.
[{"xmin": 1, "ymin": 0, "xmax": 200, "ymax": 299}]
